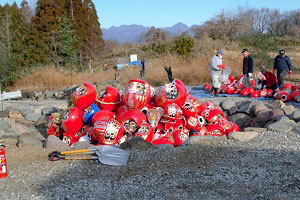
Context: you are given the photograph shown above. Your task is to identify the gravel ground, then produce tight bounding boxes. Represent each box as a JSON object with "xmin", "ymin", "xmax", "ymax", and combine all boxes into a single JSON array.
[{"xmin": 1, "ymin": 98, "xmax": 300, "ymax": 200}]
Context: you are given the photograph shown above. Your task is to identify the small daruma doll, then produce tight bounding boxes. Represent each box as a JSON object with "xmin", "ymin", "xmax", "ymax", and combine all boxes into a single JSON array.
[
  {"xmin": 122, "ymin": 79, "xmax": 151, "ymax": 109},
  {"xmin": 72, "ymin": 83, "xmax": 97, "ymax": 110}
]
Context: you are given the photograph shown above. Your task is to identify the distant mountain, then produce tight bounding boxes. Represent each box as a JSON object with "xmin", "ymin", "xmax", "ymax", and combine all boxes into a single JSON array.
[{"xmin": 102, "ymin": 23, "xmax": 194, "ymax": 44}]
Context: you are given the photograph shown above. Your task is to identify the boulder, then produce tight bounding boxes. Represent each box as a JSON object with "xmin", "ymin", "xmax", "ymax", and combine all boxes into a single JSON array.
[
  {"xmin": 9, "ymin": 123, "xmax": 30, "ymax": 135},
  {"xmin": 282, "ymin": 105, "xmax": 294, "ymax": 115},
  {"xmin": 8, "ymin": 110, "xmax": 24, "ymax": 120},
  {"xmin": 55, "ymin": 91, "xmax": 66, "ymax": 99},
  {"xmin": 120, "ymin": 137, "xmax": 153, "ymax": 150},
  {"xmin": 72, "ymin": 141, "xmax": 93, "ymax": 150},
  {"xmin": 269, "ymin": 109, "xmax": 285, "ymax": 120},
  {"xmin": 35, "ymin": 115, "xmax": 48, "ymax": 127},
  {"xmin": 221, "ymin": 100, "xmax": 236, "ymax": 111},
  {"xmin": 45, "ymin": 135, "xmax": 72, "ymax": 151},
  {"xmin": 237, "ymin": 100, "xmax": 260, "ymax": 116},
  {"xmin": 228, "ymin": 113, "xmax": 253, "ymax": 130},
  {"xmin": 184, "ymin": 136, "xmax": 217, "ymax": 146},
  {"xmin": 274, "ymin": 115, "xmax": 290, "ymax": 122},
  {"xmin": 20, "ymin": 108, "xmax": 33, "ymax": 117},
  {"xmin": 267, "ymin": 120, "xmax": 296, "ymax": 133},
  {"xmin": 273, "ymin": 100, "xmax": 285, "ymax": 109},
  {"xmin": 15, "ymin": 119, "xmax": 36, "ymax": 127},
  {"xmin": 244, "ymin": 127, "xmax": 267, "ymax": 133},
  {"xmin": 17, "ymin": 136, "xmax": 43, "ymax": 147},
  {"xmin": 256, "ymin": 109, "xmax": 272, "ymax": 122},
  {"xmin": 254, "ymin": 103, "xmax": 268, "ymax": 115},
  {"xmin": 228, "ymin": 131, "xmax": 259, "ymax": 142},
  {"xmin": 289, "ymin": 110, "xmax": 300, "ymax": 122},
  {"xmin": 0, "ymin": 110, "xmax": 9, "ymax": 118},
  {"xmin": 44, "ymin": 90, "xmax": 56, "ymax": 99},
  {"xmin": 0, "ymin": 119, "xmax": 12, "ymax": 132},
  {"xmin": 228, "ymin": 106, "xmax": 238, "ymax": 115},
  {"xmin": 264, "ymin": 120, "xmax": 276, "ymax": 128},
  {"xmin": 41, "ymin": 107, "xmax": 58, "ymax": 115},
  {"xmin": 25, "ymin": 112, "xmax": 42, "ymax": 122}
]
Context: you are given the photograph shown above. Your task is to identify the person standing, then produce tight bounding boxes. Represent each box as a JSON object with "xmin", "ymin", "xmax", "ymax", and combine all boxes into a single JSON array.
[
  {"xmin": 273, "ymin": 49, "xmax": 292, "ymax": 90},
  {"xmin": 210, "ymin": 50, "xmax": 225, "ymax": 96},
  {"xmin": 241, "ymin": 49, "xmax": 254, "ymax": 88}
]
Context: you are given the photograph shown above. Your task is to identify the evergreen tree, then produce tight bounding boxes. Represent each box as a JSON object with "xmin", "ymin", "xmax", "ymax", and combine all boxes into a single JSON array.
[{"xmin": 29, "ymin": 0, "xmax": 68, "ymax": 64}]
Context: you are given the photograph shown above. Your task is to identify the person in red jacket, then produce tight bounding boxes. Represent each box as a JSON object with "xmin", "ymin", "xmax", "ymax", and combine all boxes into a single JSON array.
[{"xmin": 257, "ymin": 66, "xmax": 278, "ymax": 90}]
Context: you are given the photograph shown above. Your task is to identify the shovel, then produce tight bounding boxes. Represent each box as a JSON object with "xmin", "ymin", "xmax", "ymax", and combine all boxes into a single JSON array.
[{"xmin": 48, "ymin": 145, "xmax": 130, "ymax": 166}]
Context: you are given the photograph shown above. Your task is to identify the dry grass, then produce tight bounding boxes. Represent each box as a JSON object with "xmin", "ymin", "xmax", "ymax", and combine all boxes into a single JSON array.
[{"xmin": 9, "ymin": 49, "xmax": 300, "ymax": 92}]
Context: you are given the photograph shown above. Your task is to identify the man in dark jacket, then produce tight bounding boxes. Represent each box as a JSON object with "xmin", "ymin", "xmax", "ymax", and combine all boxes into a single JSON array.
[
  {"xmin": 241, "ymin": 49, "xmax": 254, "ymax": 88},
  {"xmin": 273, "ymin": 49, "xmax": 292, "ymax": 90}
]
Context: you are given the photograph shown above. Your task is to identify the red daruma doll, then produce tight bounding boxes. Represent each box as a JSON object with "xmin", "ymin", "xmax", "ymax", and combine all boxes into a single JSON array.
[{"xmin": 0, "ymin": 147, "xmax": 8, "ymax": 178}]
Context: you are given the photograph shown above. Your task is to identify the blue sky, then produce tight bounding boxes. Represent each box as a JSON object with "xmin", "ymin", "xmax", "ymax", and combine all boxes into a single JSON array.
[{"xmin": 1, "ymin": 0, "xmax": 300, "ymax": 28}]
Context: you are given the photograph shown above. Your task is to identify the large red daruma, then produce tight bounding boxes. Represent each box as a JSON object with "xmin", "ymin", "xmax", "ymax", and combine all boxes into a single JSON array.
[
  {"xmin": 72, "ymin": 83, "xmax": 97, "ymax": 110},
  {"xmin": 93, "ymin": 117, "xmax": 124, "ymax": 145},
  {"xmin": 96, "ymin": 86, "xmax": 120, "ymax": 112},
  {"xmin": 62, "ymin": 107, "xmax": 83, "ymax": 134},
  {"xmin": 117, "ymin": 109, "xmax": 147, "ymax": 134},
  {"xmin": 122, "ymin": 79, "xmax": 151, "ymax": 109},
  {"xmin": 155, "ymin": 81, "xmax": 187, "ymax": 108}
]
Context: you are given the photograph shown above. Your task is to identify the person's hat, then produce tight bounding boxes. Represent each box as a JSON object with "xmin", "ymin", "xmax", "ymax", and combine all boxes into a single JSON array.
[
  {"xmin": 216, "ymin": 50, "xmax": 224, "ymax": 55},
  {"xmin": 260, "ymin": 66, "xmax": 266, "ymax": 74},
  {"xmin": 241, "ymin": 48, "xmax": 248, "ymax": 53},
  {"xmin": 279, "ymin": 49, "xmax": 285, "ymax": 54}
]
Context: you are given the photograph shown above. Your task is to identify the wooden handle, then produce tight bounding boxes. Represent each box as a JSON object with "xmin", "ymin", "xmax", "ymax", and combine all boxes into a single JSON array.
[
  {"xmin": 61, "ymin": 149, "xmax": 90, "ymax": 155},
  {"xmin": 64, "ymin": 155, "xmax": 93, "ymax": 160}
]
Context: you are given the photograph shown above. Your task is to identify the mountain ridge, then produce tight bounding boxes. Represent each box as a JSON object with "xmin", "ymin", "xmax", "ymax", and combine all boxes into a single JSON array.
[{"xmin": 102, "ymin": 22, "xmax": 195, "ymax": 44}]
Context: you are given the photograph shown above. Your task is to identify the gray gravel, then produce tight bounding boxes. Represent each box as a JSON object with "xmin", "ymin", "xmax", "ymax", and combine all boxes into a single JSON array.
[{"xmin": 1, "ymin": 98, "xmax": 300, "ymax": 199}]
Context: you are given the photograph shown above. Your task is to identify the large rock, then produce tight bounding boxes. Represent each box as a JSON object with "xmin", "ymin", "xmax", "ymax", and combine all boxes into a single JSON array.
[
  {"xmin": 283, "ymin": 105, "xmax": 294, "ymax": 115},
  {"xmin": 72, "ymin": 141, "xmax": 93, "ymax": 149},
  {"xmin": 15, "ymin": 119, "xmax": 36, "ymax": 127},
  {"xmin": 17, "ymin": 136, "xmax": 43, "ymax": 147},
  {"xmin": 44, "ymin": 90, "xmax": 56, "ymax": 99},
  {"xmin": 228, "ymin": 131, "xmax": 259, "ymax": 142},
  {"xmin": 25, "ymin": 112, "xmax": 42, "ymax": 122},
  {"xmin": 8, "ymin": 110, "xmax": 24, "ymax": 120},
  {"xmin": 237, "ymin": 100, "xmax": 260, "ymax": 116},
  {"xmin": 254, "ymin": 103, "xmax": 268, "ymax": 115},
  {"xmin": 41, "ymin": 107, "xmax": 58, "ymax": 115},
  {"xmin": 0, "ymin": 119, "xmax": 11, "ymax": 132},
  {"xmin": 228, "ymin": 113, "xmax": 253, "ymax": 130},
  {"xmin": 184, "ymin": 136, "xmax": 217, "ymax": 146},
  {"xmin": 289, "ymin": 110, "xmax": 300, "ymax": 122},
  {"xmin": 0, "ymin": 110, "xmax": 9, "ymax": 118},
  {"xmin": 273, "ymin": 100, "xmax": 286, "ymax": 109},
  {"xmin": 10, "ymin": 123, "xmax": 30, "ymax": 135},
  {"xmin": 20, "ymin": 108, "xmax": 33, "ymax": 117},
  {"xmin": 221, "ymin": 100, "xmax": 236, "ymax": 111},
  {"xmin": 256, "ymin": 109, "xmax": 272, "ymax": 122},
  {"xmin": 45, "ymin": 135, "xmax": 72, "ymax": 151},
  {"xmin": 267, "ymin": 120, "xmax": 296, "ymax": 133},
  {"xmin": 269, "ymin": 109, "xmax": 285, "ymax": 120},
  {"xmin": 244, "ymin": 127, "xmax": 267, "ymax": 133},
  {"xmin": 35, "ymin": 115, "xmax": 48, "ymax": 127},
  {"xmin": 120, "ymin": 137, "xmax": 153, "ymax": 150}
]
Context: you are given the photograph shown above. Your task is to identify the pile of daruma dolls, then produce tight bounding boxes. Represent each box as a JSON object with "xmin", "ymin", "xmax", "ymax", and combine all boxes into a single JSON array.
[
  {"xmin": 47, "ymin": 79, "xmax": 240, "ymax": 147},
  {"xmin": 204, "ymin": 75, "xmax": 300, "ymax": 103}
]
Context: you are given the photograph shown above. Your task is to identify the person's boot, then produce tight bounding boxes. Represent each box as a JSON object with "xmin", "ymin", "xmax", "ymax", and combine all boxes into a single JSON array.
[
  {"xmin": 211, "ymin": 87, "xmax": 215, "ymax": 96},
  {"xmin": 214, "ymin": 88, "xmax": 219, "ymax": 97}
]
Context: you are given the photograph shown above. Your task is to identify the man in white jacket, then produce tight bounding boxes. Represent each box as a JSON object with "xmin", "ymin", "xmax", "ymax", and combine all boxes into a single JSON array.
[{"xmin": 210, "ymin": 50, "xmax": 225, "ymax": 96}]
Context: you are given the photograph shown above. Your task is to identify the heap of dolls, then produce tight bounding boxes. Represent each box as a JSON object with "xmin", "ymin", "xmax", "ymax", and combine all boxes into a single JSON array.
[
  {"xmin": 47, "ymin": 79, "xmax": 240, "ymax": 147},
  {"xmin": 203, "ymin": 75, "xmax": 300, "ymax": 103}
]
